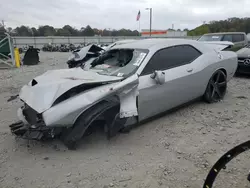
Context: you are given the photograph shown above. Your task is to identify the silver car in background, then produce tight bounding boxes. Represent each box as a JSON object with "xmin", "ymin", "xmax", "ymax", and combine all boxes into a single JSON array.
[
  {"xmin": 198, "ymin": 32, "xmax": 248, "ymax": 51},
  {"xmin": 9, "ymin": 38, "xmax": 238, "ymax": 149},
  {"xmin": 236, "ymin": 44, "xmax": 250, "ymax": 74}
]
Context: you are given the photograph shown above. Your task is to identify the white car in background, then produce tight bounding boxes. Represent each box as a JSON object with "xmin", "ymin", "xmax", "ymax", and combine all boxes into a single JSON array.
[{"xmin": 198, "ymin": 32, "xmax": 248, "ymax": 51}]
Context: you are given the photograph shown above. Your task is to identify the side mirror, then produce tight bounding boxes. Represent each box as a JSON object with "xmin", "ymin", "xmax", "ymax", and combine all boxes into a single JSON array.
[{"xmin": 150, "ymin": 70, "xmax": 165, "ymax": 85}]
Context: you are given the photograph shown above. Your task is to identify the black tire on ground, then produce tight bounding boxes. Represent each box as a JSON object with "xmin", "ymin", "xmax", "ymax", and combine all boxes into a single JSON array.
[{"xmin": 204, "ymin": 70, "xmax": 227, "ymax": 103}]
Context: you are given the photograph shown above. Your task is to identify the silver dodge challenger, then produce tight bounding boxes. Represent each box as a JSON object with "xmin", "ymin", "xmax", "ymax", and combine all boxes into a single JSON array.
[{"xmin": 9, "ymin": 39, "xmax": 238, "ymax": 149}]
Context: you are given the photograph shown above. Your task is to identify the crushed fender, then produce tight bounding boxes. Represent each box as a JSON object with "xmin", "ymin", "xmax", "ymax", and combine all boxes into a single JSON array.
[{"xmin": 111, "ymin": 74, "xmax": 139, "ymax": 118}]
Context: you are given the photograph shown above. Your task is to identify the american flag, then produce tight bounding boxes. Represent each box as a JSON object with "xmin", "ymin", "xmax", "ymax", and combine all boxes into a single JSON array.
[{"xmin": 136, "ymin": 10, "xmax": 141, "ymax": 21}]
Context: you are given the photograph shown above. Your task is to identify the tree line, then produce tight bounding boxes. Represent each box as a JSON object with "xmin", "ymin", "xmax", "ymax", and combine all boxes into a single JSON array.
[
  {"xmin": 0, "ymin": 24, "xmax": 141, "ymax": 37},
  {"xmin": 0, "ymin": 24, "xmax": 188, "ymax": 37},
  {"xmin": 188, "ymin": 17, "xmax": 250, "ymax": 36},
  {"xmin": 1, "ymin": 17, "xmax": 250, "ymax": 37}
]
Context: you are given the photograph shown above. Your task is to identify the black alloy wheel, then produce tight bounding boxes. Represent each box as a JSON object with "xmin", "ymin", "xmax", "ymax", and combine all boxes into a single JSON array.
[{"xmin": 204, "ymin": 70, "xmax": 227, "ymax": 103}]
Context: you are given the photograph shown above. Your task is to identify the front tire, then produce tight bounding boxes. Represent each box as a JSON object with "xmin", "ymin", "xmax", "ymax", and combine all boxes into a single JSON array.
[
  {"xmin": 60, "ymin": 101, "xmax": 119, "ymax": 150},
  {"xmin": 204, "ymin": 70, "xmax": 227, "ymax": 103}
]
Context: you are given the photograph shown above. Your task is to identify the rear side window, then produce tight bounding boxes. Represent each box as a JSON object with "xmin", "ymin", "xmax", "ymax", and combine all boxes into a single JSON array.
[
  {"xmin": 141, "ymin": 45, "xmax": 202, "ymax": 75},
  {"xmin": 222, "ymin": 35, "xmax": 233, "ymax": 42},
  {"xmin": 179, "ymin": 45, "xmax": 202, "ymax": 63},
  {"xmin": 232, "ymin": 34, "xmax": 244, "ymax": 42}
]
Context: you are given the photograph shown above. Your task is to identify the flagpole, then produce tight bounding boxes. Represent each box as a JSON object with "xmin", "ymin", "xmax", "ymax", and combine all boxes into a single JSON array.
[
  {"xmin": 136, "ymin": 10, "xmax": 141, "ymax": 36},
  {"xmin": 138, "ymin": 20, "xmax": 140, "ymax": 36}
]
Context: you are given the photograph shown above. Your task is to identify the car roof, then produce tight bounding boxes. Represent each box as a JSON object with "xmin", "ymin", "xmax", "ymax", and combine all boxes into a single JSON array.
[
  {"xmin": 111, "ymin": 38, "xmax": 204, "ymax": 50},
  {"xmin": 203, "ymin": 32, "xmax": 246, "ymax": 35},
  {"xmin": 115, "ymin": 39, "xmax": 137, "ymax": 44}
]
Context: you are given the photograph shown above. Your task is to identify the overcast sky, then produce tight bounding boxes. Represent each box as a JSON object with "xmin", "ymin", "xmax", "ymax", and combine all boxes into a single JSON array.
[{"xmin": 1, "ymin": 0, "xmax": 250, "ymax": 31}]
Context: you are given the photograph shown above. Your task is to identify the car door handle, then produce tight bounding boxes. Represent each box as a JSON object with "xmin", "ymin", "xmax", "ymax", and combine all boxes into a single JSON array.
[{"xmin": 186, "ymin": 68, "xmax": 193, "ymax": 72}]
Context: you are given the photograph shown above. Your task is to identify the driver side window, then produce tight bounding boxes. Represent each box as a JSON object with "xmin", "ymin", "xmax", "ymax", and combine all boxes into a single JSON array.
[{"xmin": 141, "ymin": 45, "xmax": 201, "ymax": 76}]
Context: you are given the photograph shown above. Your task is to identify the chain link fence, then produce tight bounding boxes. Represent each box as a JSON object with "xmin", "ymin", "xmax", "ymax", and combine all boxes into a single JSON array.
[{"xmin": 12, "ymin": 36, "xmax": 201, "ymax": 49}]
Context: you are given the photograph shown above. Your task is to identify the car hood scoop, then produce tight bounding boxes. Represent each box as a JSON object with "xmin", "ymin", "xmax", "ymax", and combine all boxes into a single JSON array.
[{"xmin": 19, "ymin": 68, "xmax": 122, "ymax": 113}]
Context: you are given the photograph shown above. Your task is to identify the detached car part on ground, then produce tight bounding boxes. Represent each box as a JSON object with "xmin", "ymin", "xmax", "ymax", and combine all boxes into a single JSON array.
[
  {"xmin": 9, "ymin": 39, "xmax": 238, "ymax": 150},
  {"xmin": 67, "ymin": 40, "xmax": 137, "ymax": 68},
  {"xmin": 203, "ymin": 139, "xmax": 250, "ymax": 188},
  {"xmin": 42, "ymin": 43, "xmax": 84, "ymax": 52}
]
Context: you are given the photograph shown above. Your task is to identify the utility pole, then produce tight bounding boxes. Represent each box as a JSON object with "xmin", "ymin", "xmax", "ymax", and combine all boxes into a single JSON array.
[{"xmin": 146, "ymin": 8, "xmax": 152, "ymax": 36}]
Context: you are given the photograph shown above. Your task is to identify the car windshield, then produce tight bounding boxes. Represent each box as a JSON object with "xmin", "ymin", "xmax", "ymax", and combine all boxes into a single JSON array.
[
  {"xmin": 84, "ymin": 48, "xmax": 148, "ymax": 77},
  {"xmin": 198, "ymin": 35, "xmax": 224, "ymax": 41}
]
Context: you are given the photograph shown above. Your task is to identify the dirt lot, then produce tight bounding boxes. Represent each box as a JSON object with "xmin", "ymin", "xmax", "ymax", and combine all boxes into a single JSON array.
[{"xmin": 1, "ymin": 52, "xmax": 250, "ymax": 188}]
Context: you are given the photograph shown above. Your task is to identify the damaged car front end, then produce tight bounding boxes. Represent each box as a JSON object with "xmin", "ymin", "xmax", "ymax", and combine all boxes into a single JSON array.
[{"xmin": 9, "ymin": 47, "xmax": 147, "ymax": 149}]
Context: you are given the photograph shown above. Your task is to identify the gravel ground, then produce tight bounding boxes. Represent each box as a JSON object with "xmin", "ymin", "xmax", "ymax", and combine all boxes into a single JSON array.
[{"xmin": 1, "ymin": 52, "xmax": 250, "ymax": 188}]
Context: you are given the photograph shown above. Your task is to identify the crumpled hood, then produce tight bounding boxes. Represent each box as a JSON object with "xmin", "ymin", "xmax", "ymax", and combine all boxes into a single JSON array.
[
  {"xmin": 236, "ymin": 47, "xmax": 250, "ymax": 57},
  {"xmin": 19, "ymin": 67, "xmax": 122, "ymax": 113}
]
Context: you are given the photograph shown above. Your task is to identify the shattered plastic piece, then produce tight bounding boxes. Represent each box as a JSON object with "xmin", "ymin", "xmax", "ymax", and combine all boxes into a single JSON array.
[{"xmin": 7, "ymin": 94, "xmax": 19, "ymax": 102}]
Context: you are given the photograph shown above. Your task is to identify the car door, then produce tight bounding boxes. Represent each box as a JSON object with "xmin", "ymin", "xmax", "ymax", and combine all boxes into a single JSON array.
[{"xmin": 137, "ymin": 45, "xmax": 202, "ymax": 121}]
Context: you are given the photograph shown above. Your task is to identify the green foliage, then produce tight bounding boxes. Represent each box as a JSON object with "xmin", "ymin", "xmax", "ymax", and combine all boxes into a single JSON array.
[
  {"xmin": 188, "ymin": 17, "xmax": 250, "ymax": 36},
  {"xmin": 81, "ymin": 25, "xmax": 95, "ymax": 36},
  {"xmin": 188, "ymin": 24, "xmax": 210, "ymax": 36},
  {"xmin": 31, "ymin": 27, "xmax": 39, "ymax": 36},
  {"xmin": 10, "ymin": 25, "xmax": 140, "ymax": 37}
]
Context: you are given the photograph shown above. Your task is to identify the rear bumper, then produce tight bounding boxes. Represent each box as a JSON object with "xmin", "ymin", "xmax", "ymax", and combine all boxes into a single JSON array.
[{"xmin": 9, "ymin": 107, "xmax": 58, "ymax": 140}]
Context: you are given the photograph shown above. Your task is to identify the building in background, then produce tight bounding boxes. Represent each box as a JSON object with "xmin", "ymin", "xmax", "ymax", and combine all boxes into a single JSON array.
[{"xmin": 141, "ymin": 29, "xmax": 187, "ymax": 37}]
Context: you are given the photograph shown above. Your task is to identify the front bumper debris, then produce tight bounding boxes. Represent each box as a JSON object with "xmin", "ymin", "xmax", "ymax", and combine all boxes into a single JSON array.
[
  {"xmin": 9, "ymin": 120, "xmax": 49, "ymax": 140},
  {"xmin": 9, "ymin": 105, "xmax": 58, "ymax": 140}
]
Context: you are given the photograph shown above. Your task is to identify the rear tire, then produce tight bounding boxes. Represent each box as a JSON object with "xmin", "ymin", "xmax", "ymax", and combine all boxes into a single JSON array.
[{"xmin": 204, "ymin": 70, "xmax": 227, "ymax": 103}]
